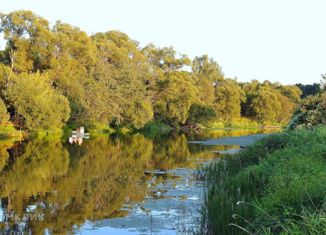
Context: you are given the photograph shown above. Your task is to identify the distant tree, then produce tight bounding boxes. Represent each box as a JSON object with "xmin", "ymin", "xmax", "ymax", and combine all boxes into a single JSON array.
[
  {"xmin": 186, "ymin": 103, "xmax": 216, "ymax": 126},
  {"xmin": 155, "ymin": 72, "xmax": 197, "ymax": 126},
  {"xmin": 277, "ymin": 85, "xmax": 302, "ymax": 102},
  {"xmin": 192, "ymin": 55, "xmax": 223, "ymax": 106},
  {"xmin": 250, "ymin": 86, "xmax": 282, "ymax": 124},
  {"xmin": 214, "ymin": 79, "xmax": 245, "ymax": 121},
  {"xmin": 142, "ymin": 44, "xmax": 191, "ymax": 73},
  {"xmin": 274, "ymin": 91, "xmax": 297, "ymax": 125},
  {"xmin": 296, "ymin": 83, "xmax": 321, "ymax": 98}
]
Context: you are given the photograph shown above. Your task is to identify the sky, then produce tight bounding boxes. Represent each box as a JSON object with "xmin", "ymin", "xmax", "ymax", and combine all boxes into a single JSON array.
[{"xmin": 0, "ymin": 0, "xmax": 325, "ymax": 85}]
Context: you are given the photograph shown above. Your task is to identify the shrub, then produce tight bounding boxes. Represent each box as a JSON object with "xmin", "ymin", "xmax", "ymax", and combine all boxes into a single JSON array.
[{"xmin": 288, "ymin": 93, "xmax": 326, "ymax": 129}]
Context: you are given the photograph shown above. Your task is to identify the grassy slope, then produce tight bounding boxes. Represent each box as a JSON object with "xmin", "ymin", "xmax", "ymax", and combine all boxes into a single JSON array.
[{"xmin": 200, "ymin": 126, "xmax": 326, "ymax": 235}]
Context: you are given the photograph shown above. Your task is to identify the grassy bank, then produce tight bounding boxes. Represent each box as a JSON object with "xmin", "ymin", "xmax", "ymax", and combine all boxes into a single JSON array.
[{"xmin": 199, "ymin": 126, "xmax": 326, "ymax": 234}]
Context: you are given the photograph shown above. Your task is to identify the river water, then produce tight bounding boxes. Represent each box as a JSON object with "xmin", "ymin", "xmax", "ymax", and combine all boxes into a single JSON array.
[{"xmin": 0, "ymin": 129, "xmax": 275, "ymax": 235}]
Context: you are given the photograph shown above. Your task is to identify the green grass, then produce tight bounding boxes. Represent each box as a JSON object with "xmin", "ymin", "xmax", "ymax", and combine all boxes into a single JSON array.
[{"xmin": 199, "ymin": 126, "xmax": 326, "ymax": 235}]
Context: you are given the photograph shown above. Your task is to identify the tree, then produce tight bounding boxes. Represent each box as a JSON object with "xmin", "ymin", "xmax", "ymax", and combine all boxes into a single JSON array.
[
  {"xmin": 278, "ymin": 85, "xmax": 302, "ymax": 102},
  {"xmin": 274, "ymin": 91, "xmax": 297, "ymax": 125},
  {"xmin": 0, "ymin": 10, "xmax": 54, "ymax": 73},
  {"xmin": 192, "ymin": 55, "xmax": 224, "ymax": 106},
  {"xmin": 296, "ymin": 83, "xmax": 321, "ymax": 98},
  {"xmin": 0, "ymin": 98, "xmax": 9, "ymax": 123},
  {"xmin": 186, "ymin": 103, "xmax": 216, "ymax": 126},
  {"xmin": 155, "ymin": 72, "xmax": 197, "ymax": 126},
  {"xmin": 92, "ymin": 31, "xmax": 153, "ymax": 128},
  {"xmin": 288, "ymin": 93, "xmax": 326, "ymax": 129},
  {"xmin": 250, "ymin": 86, "xmax": 282, "ymax": 124},
  {"xmin": 6, "ymin": 72, "xmax": 70, "ymax": 129},
  {"xmin": 214, "ymin": 79, "xmax": 245, "ymax": 121},
  {"xmin": 143, "ymin": 44, "xmax": 191, "ymax": 73}
]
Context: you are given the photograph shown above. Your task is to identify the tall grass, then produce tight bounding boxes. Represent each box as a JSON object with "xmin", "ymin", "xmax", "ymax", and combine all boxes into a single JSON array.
[{"xmin": 199, "ymin": 126, "xmax": 326, "ymax": 234}]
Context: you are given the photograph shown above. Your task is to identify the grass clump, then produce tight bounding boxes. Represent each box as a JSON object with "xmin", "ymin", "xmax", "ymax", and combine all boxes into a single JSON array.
[{"xmin": 199, "ymin": 126, "xmax": 326, "ymax": 235}]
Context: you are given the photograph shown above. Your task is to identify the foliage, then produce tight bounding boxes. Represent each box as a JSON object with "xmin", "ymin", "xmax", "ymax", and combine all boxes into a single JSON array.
[
  {"xmin": 0, "ymin": 98, "xmax": 9, "ymax": 123},
  {"xmin": 6, "ymin": 72, "xmax": 70, "ymax": 129},
  {"xmin": 187, "ymin": 103, "xmax": 216, "ymax": 125},
  {"xmin": 296, "ymin": 83, "xmax": 321, "ymax": 98},
  {"xmin": 0, "ymin": 10, "xmax": 304, "ymax": 131},
  {"xmin": 214, "ymin": 79, "xmax": 245, "ymax": 121},
  {"xmin": 241, "ymin": 81, "xmax": 299, "ymax": 125},
  {"xmin": 140, "ymin": 121, "xmax": 173, "ymax": 138},
  {"xmin": 199, "ymin": 127, "xmax": 326, "ymax": 235},
  {"xmin": 155, "ymin": 72, "xmax": 197, "ymax": 126},
  {"xmin": 288, "ymin": 92, "xmax": 326, "ymax": 129}
]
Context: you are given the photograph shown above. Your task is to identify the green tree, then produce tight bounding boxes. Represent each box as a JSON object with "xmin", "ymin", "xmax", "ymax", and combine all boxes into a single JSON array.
[
  {"xmin": 6, "ymin": 72, "xmax": 70, "ymax": 129},
  {"xmin": 155, "ymin": 72, "xmax": 197, "ymax": 126},
  {"xmin": 214, "ymin": 79, "xmax": 245, "ymax": 121},
  {"xmin": 289, "ymin": 92, "xmax": 326, "ymax": 129},
  {"xmin": 250, "ymin": 86, "xmax": 282, "ymax": 124},
  {"xmin": 296, "ymin": 83, "xmax": 321, "ymax": 98},
  {"xmin": 0, "ymin": 98, "xmax": 9, "ymax": 123},
  {"xmin": 143, "ymin": 44, "xmax": 191, "ymax": 73},
  {"xmin": 192, "ymin": 55, "xmax": 224, "ymax": 106},
  {"xmin": 92, "ymin": 31, "xmax": 153, "ymax": 128},
  {"xmin": 186, "ymin": 103, "xmax": 216, "ymax": 126},
  {"xmin": 0, "ymin": 10, "xmax": 54, "ymax": 73}
]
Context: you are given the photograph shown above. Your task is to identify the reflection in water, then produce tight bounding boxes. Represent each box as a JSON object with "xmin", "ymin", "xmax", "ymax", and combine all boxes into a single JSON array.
[
  {"xmin": 0, "ymin": 129, "xmax": 275, "ymax": 234},
  {"xmin": 68, "ymin": 127, "xmax": 90, "ymax": 145}
]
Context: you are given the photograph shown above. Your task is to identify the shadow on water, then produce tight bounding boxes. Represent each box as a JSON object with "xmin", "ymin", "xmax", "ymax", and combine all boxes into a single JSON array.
[{"xmin": 0, "ymin": 128, "xmax": 277, "ymax": 234}]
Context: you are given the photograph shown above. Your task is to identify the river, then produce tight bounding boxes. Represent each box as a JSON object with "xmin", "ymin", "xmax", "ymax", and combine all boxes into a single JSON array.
[{"xmin": 0, "ymin": 129, "xmax": 277, "ymax": 234}]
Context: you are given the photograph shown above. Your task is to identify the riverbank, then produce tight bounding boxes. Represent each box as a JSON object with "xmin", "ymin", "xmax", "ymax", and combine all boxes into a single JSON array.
[{"xmin": 199, "ymin": 126, "xmax": 326, "ymax": 234}]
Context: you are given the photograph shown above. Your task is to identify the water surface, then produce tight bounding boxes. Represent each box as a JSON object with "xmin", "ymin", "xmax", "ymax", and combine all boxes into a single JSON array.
[{"xmin": 0, "ymin": 129, "xmax": 276, "ymax": 234}]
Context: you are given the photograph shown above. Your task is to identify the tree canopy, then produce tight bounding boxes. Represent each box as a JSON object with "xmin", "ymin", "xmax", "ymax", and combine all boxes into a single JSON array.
[{"xmin": 0, "ymin": 10, "xmax": 310, "ymax": 131}]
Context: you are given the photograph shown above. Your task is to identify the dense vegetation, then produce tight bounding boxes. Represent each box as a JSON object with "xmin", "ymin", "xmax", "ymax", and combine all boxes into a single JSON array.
[
  {"xmin": 200, "ymin": 89, "xmax": 326, "ymax": 234},
  {"xmin": 199, "ymin": 126, "xmax": 326, "ymax": 235},
  {"xmin": 0, "ymin": 11, "xmax": 304, "ymax": 133}
]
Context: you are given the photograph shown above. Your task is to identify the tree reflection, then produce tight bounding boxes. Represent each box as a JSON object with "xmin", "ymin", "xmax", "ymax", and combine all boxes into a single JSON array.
[{"xmin": 0, "ymin": 130, "xmax": 266, "ymax": 234}]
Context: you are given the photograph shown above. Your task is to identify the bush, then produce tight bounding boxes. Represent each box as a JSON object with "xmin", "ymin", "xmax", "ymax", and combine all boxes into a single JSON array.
[{"xmin": 288, "ymin": 93, "xmax": 326, "ymax": 129}]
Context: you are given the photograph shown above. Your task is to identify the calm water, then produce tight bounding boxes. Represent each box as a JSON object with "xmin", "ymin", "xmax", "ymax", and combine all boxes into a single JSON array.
[{"xmin": 0, "ymin": 129, "xmax": 275, "ymax": 235}]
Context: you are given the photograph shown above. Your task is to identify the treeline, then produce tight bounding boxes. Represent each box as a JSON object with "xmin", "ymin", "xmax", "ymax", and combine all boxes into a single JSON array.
[{"xmin": 0, "ymin": 11, "xmax": 304, "ymax": 131}]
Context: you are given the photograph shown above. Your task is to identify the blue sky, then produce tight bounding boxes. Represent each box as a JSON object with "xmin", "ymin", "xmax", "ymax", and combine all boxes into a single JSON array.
[{"xmin": 0, "ymin": 0, "xmax": 325, "ymax": 85}]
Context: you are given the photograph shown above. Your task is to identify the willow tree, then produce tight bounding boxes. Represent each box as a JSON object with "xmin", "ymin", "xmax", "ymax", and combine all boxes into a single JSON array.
[
  {"xmin": 92, "ymin": 31, "xmax": 153, "ymax": 128},
  {"xmin": 250, "ymin": 86, "xmax": 282, "ymax": 124},
  {"xmin": 155, "ymin": 72, "xmax": 197, "ymax": 126},
  {"xmin": 6, "ymin": 72, "xmax": 70, "ymax": 129},
  {"xmin": 142, "ymin": 44, "xmax": 191, "ymax": 74},
  {"xmin": 192, "ymin": 55, "xmax": 224, "ymax": 107},
  {"xmin": 0, "ymin": 10, "xmax": 54, "ymax": 73}
]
